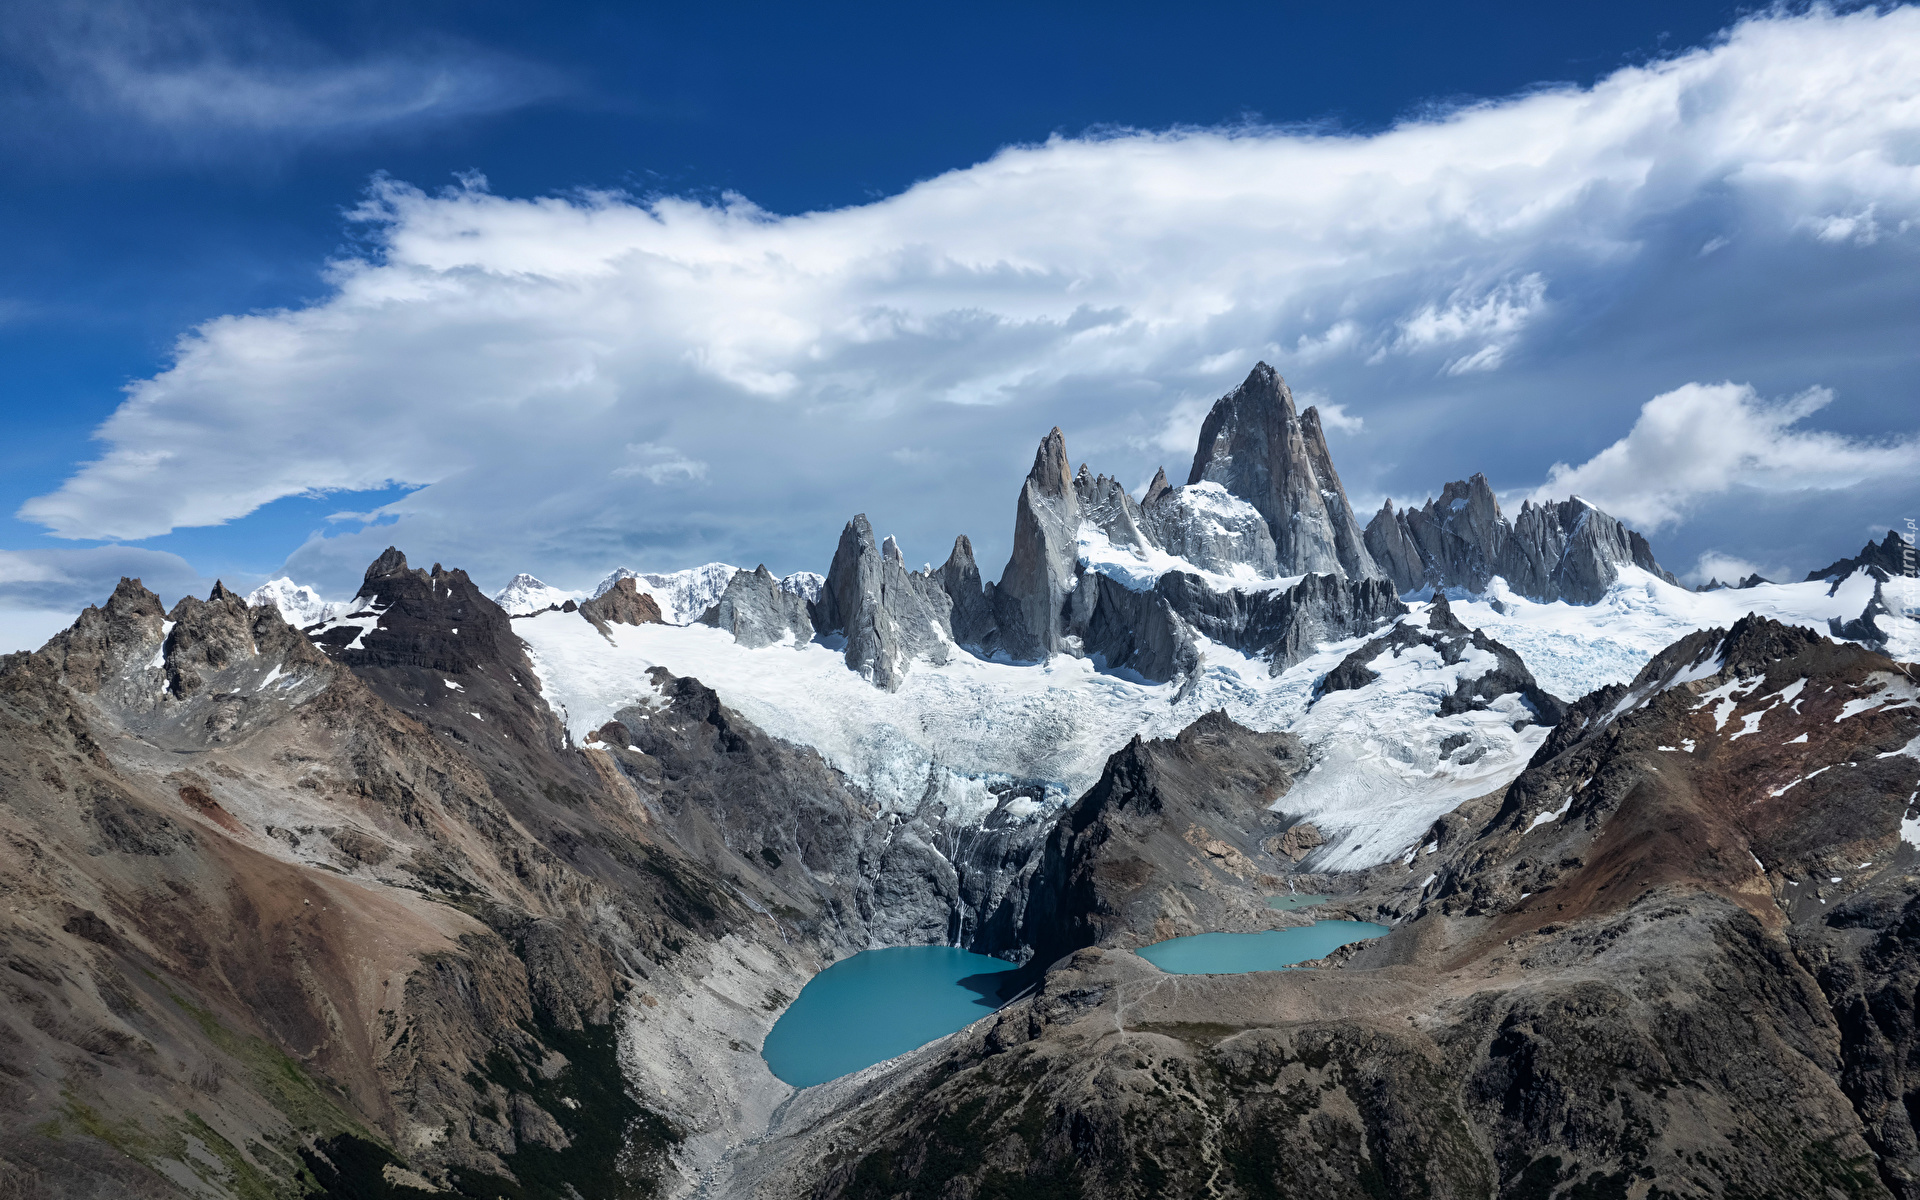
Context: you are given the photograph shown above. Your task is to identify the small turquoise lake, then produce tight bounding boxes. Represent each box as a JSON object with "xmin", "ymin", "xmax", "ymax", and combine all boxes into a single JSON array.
[
  {"xmin": 761, "ymin": 946, "xmax": 1020, "ymax": 1088},
  {"xmin": 1137, "ymin": 920, "xmax": 1388, "ymax": 974}
]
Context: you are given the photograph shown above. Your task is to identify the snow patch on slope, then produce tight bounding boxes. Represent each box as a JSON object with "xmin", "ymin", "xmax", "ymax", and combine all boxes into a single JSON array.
[
  {"xmin": 1077, "ymin": 527, "xmax": 1303, "ymax": 595},
  {"xmin": 1442, "ymin": 568, "xmax": 1919, "ymax": 702}
]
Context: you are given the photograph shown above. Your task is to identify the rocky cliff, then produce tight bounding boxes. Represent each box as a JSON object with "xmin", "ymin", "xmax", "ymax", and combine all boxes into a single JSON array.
[
  {"xmin": 990, "ymin": 428, "xmax": 1083, "ymax": 662},
  {"xmin": 1365, "ymin": 472, "xmax": 1679, "ymax": 602},
  {"xmin": 1187, "ymin": 362, "xmax": 1382, "ymax": 581},
  {"xmin": 10, "ymin": 526, "xmax": 1920, "ymax": 1199},
  {"xmin": 811, "ymin": 516, "xmax": 956, "ymax": 690},
  {"xmin": 1808, "ymin": 529, "xmax": 1917, "ymax": 584}
]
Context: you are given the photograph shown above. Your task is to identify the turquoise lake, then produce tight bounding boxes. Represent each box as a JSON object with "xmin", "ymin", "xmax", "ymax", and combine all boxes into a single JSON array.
[
  {"xmin": 1137, "ymin": 920, "xmax": 1389, "ymax": 974},
  {"xmin": 761, "ymin": 946, "xmax": 1020, "ymax": 1088}
]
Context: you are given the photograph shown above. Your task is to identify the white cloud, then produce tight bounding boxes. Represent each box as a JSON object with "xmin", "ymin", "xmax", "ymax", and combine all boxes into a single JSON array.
[
  {"xmin": 1316, "ymin": 404, "xmax": 1364, "ymax": 434},
  {"xmin": 16, "ymin": 6, "xmax": 1920, "ymax": 590},
  {"xmin": 1443, "ymin": 344, "xmax": 1508, "ymax": 376},
  {"xmin": 1533, "ymin": 382, "xmax": 1920, "ymax": 530},
  {"xmin": 0, "ymin": 546, "xmax": 214, "ymax": 615},
  {"xmin": 613, "ymin": 443, "xmax": 709, "ymax": 485},
  {"xmin": 1294, "ymin": 390, "xmax": 1365, "ymax": 435},
  {"xmin": 0, "ymin": 0, "xmax": 559, "ymax": 158},
  {"xmin": 1395, "ymin": 274, "xmax": 1548, "ymax": 375}
]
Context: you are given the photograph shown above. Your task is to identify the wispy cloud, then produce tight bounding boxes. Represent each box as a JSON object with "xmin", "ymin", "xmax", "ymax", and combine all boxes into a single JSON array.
[
  {"xmin": 0, "ymin": 545, "xmax": 213, "ymax": 614},
  {"xmin": 0, "ymin": 0, "xmax": 561, "ymax": 159},
  {"xmin": 613, "ymin": 443, "xmax": 709, "ymax": 485}
]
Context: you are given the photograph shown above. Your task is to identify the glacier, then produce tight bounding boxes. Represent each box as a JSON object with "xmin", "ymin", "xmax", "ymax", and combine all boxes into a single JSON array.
[{"xmin": 516, "ymin": 563, "xmax": 1914, "ymax": 874}]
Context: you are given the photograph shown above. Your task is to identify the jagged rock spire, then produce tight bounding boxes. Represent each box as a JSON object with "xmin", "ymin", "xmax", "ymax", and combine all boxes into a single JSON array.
[
  {"xmin": 1142, "ymin": 467, "xmax": 1172, "ymax": 508},
  {"xmin": 817, "ymin": 515, "xmax": 954, "ymax": 690},
  {"xmin": 993, "ymin": 428, "xmax": 1083, "ymax": 662},
  {"xmin": 1186, "ymin": 364, "xmax": 1383, "ymax": 581},
  {"xmin": 938, "ymin": 535, "xmax": 995, "ymax": 650}
]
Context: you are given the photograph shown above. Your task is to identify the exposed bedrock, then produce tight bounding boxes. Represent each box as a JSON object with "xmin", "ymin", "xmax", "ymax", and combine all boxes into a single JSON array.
[
  {"xmin": 935, "ymin": 534, "xmax": 996, "ymax": 651},
  {"xmin": 0, "ymin": 555, "xmax": 1084, "ymax": 1198},
  {"xmin": 1073, "ymin": 463, "xmax": 1155, "ymax": 555},
  {"xmin": 991, "ymin": 427, "xmax": 1082, "ymax": 662},
  {"xmin": 1078, "ymin": 569, "xmax": 1406, "ymax": 683},
  {"xmin": 578, "ymin": 574, "xmax": 666, "ymax": 632},
  {"xmin": 698, "ymin": 564, "xmax": 815, "ymax": 648},
  {"xmin": 811, "ymin": 514, "xmax": 955, "ymax": 691},
  {"xmin": 1139, "ymin": 479, "xmax": 1280, "ymax": 576},
  {"xmin": 1807, "ymin": 529, "xmax": 1917, "ymax": 583},
  {"xmin": 1187, "ymin": 361, "xmax": 1382, "ymax": 581},
  {"xmin": 1016, "ymin": 711, "xmax": 1309, "ymax": 970},
  {"xmin": 1364, "ymin": 472, "xmax": 1679, "ymax": 602}
]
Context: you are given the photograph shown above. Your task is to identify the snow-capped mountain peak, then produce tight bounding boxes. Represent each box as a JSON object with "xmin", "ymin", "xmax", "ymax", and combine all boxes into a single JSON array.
[
  {"xmin": 246, "ymin": 577, "xmax": 344, "ymax": 628},
  {"xmin": 779, "ymin": 571, "xmax": 825, "ymax": 603},
  {"xmin": 591, "ymin": 562, "xmax": 739, "ymax": 625},
  {"xmin": 492, "ymin": 573, "xmax": 578, "ymax": 616}
]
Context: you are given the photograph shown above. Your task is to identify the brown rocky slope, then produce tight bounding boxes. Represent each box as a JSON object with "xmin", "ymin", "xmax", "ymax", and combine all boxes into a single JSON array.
[
  {"xmin": 721, "ymin": 615, "xmax": 1920, "ymax": 1200},
  {"xmin": 7, "ymin": 541, "xmax": 1920, "ymax": 1200}
]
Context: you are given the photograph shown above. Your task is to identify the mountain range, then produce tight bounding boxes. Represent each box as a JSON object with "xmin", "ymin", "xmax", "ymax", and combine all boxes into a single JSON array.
[{"xmin": 4, "ymin": 364, "xmax": 1917, "ymax": 1200}]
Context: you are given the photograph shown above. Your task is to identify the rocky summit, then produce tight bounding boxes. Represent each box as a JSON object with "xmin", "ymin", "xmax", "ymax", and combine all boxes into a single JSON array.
[{"xmin": 5, "ymin": 364, "xmax": 1920, "ymax": 1200}]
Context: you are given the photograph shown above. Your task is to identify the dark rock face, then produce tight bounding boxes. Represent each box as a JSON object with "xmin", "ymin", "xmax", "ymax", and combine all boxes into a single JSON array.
[
  {"xmin": 1079, "ymin": 571, "xmax": 1405, "ymax": 682},
  {"xmin": 314, "ymin": 546, "xmax": 535, "ymax": 677},
  {"xmin": 1363, "ymin": 499, "xmax": 1425, "ymax": 594},
  {"xmin": 1187, "ymin": 362, "xmax": 1382, "ymax": 580},
  {"xmin": 606, "ymin": 666, "xmax": 1057, "ymax": 960},
  {"xmin": 698, "ymin": 565, "xmax": 814, "ymax": 648},
  {"xmin": 992, "ymin": 428, "xmax": 1081, "ymax": 661},
  {"xmin": 1075, "ymin": 573, "xmax": 1199, "ymax": 681},
  {"xmin": 1364, "ymin": 474, "xmax": 1679, "ymax": 602},
  {"xmin": 577, "ymin": 575, "xmax": 665, "ymax": 632},
  {"xmin": 1699, "ymin": 572, "xmax": 1773, "ymax": 591},
  {"xmin": 1017, "ymin": 712, "xmax": 1308, "ymax": 969},
  {"xmin": 962, "ymin": 423, "xmax": 1407, "ymax": 684},
  {"xmin": 1808, "ymin": 530, "xmax": 1918, "ymax": 583},
  {"xmin": 1174, "ymin": 571, "xmax": 1405, "ymax": 673},
  {"xmin": 1073, "ymin": 466, "xmax": 1154, "ymax": 556},
  {"xmin": 1141, "ymin": 465, "xmax": 1173, "ymax": 508},
  {"xmin": 936, "ymin": 535, "xmax": 996, "ymax": 651},
  {"xmin": 0, "ymin": 549, "xmax": 1083, "ymax": 1198},
  {"xmin": 35, "ymin": 576, "xmax": 165, "ymax": 698},
  {"xmin": 1317, "ymin": 593, "xmax": 1567, "ymax": 725},
  {"xmin": 813, "ymin": 515, "xmax": 954, "ymax": 690}
]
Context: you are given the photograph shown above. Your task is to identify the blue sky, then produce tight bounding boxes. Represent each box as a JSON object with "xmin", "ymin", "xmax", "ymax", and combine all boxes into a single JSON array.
[{"xmin": 4, "ymin": 1, "xmax": 1918, "ymax": 650}]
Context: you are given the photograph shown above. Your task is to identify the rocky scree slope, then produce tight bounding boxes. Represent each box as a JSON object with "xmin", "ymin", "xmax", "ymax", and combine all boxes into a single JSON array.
[{"xmin": 0, "ymin": 550, "xmax": 1073, "ymax": 1199}]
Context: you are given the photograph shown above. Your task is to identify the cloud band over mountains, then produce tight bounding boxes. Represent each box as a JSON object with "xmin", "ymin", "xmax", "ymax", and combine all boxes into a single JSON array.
[{"xmin": 17, "ymin": 5, "xmax": 1920, "ymax": 598}]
